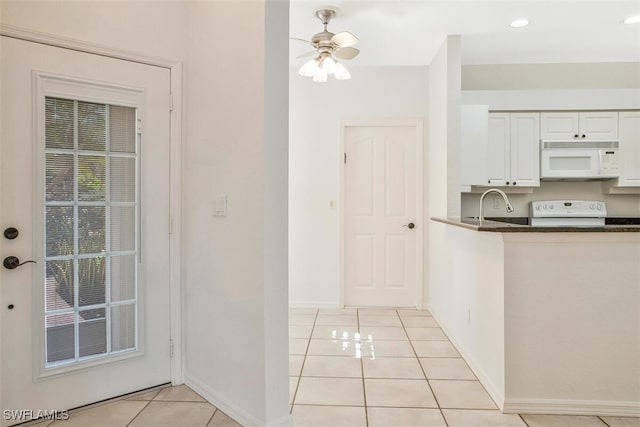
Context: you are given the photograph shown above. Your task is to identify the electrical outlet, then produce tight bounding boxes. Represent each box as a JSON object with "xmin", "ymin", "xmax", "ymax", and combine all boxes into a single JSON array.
[{"xmin": 329, "ymin": 200, "xmax": 336, "ymax": 209}]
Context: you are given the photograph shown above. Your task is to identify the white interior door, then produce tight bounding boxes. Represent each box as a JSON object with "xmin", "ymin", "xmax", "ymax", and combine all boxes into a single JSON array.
[
  {"xmin": 1, "ymin": 37, "xmax": 172, "ymax": 425},
  {"xmin": 343, "ymin": 123, "xmax": 422, "ymax": 307}
]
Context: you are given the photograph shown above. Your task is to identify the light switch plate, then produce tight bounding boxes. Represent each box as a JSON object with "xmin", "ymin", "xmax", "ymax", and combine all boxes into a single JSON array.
[{"xmin": 213, "ymin": 195, "xmax": 227, "ymax": 217}]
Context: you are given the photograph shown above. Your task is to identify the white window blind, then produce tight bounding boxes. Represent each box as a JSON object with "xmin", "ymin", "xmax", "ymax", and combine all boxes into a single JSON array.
[{"xmin": 44, "ymin": 97, "xmax": 138, "ymax": 367}]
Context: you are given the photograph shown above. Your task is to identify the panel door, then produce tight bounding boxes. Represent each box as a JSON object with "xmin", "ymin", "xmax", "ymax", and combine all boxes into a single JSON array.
[
  {"xmin": 579, "ymin": 111, "xmax": 618, "ymax": 140},
  {"xmin": 487, "ymin": 113, "xmax": 510, "ymax": 186},
  {"xmin": 540, "ymin": 112, "xmax": 580, "ymax": 140},
  {"xmin": 618, "ymin": 111, "xmax": 640, "ymax": 186},
  {"xmin": 1, "ymin": 37, "xmax": 172, "ymax": 425},
  {"xmin": 344, "ymin": 125, "xmax": 420, "ymax": 307},
  {"xmin": 510, "ymin": 113, "xmax": 540, "ymax": 187}
]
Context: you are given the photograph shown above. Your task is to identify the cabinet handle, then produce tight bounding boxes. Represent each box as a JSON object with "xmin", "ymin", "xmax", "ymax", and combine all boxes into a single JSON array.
[
  {"xmin": 574, "ymin": 134, "xmax": 579, "ymax": 138},
  {"xmin": 513, "ymin": 181, "xmax": 517, "ymax": 185},
  {"xmin": 506, "ymin": 181, "xmax": 510, "ymax": 185},
  {"xmin": 488, "ymin": 180, "xmax": 491, "ymax": 184},
  {"xmin": 581, "ymin": 134, "xmax": 586, "ymax": 138}
]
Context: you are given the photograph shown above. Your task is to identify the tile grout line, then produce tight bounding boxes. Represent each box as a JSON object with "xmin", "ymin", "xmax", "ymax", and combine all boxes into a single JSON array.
[
  {"xmin": 289, "ymin": 308, "xmax": 318, "ymax": 414},
  {"xmin": 124, "ymin": 397, "xmax": 157, "ymax": 427},
  {"xmin": 397, "ymin": 309, "xmax": 450, "ymax": 427},
  {"xmin": 357, "ymin": 308, "xmax": 370, "ymax": 427},
  {"xmin": 598, "ymin": 416, "xmax": 612, "ymax": 427},
  {"xmin": 204, "ymin": 408, "xmax": 218, "ymax": 427}
]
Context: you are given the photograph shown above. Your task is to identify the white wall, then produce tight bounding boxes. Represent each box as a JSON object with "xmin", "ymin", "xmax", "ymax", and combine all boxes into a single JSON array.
[
  {"xmin": 183, "ymin": 2, "xmax": 289, "ymax": 426},
  {"xmin": 428, "ymin": 222, "xmax": 506, "ymax": 408},
  {"xmin": 289, "ymin": 66, "xmax": 428, "ymax": 306},
  {"xmin": 426, "ymin": 35, "xmax": 462, "ymax": 307},
  {"xmin": 462, "ymin": 63, "xmax": 640, "ymax": 90},
  {"xmin": 1, "ymin": 2, "xmax": 291, "ymax": 426},
  {"xmin": 427, "ymin": 36, "xmax": 461, "ymax": 219},
  {"xmin": 0, "ymin": 1, "xmax": 187, "ymax": 61},
  {"xmin": 503, "ymin": 233, "xmax": 640, "ymax": 414}
]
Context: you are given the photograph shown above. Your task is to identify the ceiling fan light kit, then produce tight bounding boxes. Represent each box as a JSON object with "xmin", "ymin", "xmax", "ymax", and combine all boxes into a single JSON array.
[{"xmin": 294, "ymin": 8, "xmax": 359, "ymax": 82}]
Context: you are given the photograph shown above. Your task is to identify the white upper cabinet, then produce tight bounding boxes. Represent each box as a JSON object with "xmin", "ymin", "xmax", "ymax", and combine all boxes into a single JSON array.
[
  {"xmin": 617, "ymin": 111, "xmax": 640, "ymax": 187},
  {"xmin": 541, "ymin": 111, "xmax": 618, "ymax": 140},
  {"xmin": 484, "ymin": 112, "xmax": 539, "ymax": 187},
  {"xmin": 486, "ymin": 113, "xmax": 510, "ymax": 186},
  {"xmin": 460, "ymin": 105, "xmax": 489, "ymax": 189},
  {"xmin": 510, "ymin": 113, "xmax": 540, "ymax": 187}
]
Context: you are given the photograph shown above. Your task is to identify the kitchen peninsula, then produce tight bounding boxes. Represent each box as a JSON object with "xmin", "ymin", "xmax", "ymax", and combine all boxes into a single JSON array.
[{"xmin": 427, "ymin": 217, "xmax": 640, "ymax": 417}]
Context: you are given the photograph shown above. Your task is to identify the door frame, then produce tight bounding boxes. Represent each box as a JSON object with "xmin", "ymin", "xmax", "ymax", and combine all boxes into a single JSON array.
[
  {"xmin": 339, "ymin": 119, "xmax": 424, "ymax": 309},
  {"xmin": 0, "ymin": 24, "xmax": 185, "ymax": 385}
]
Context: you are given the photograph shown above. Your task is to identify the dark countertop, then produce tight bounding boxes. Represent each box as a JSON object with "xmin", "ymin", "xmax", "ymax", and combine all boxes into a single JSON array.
[{"xmin": 431, "ymin": 217, "xmax": 640, "ymax": 232}]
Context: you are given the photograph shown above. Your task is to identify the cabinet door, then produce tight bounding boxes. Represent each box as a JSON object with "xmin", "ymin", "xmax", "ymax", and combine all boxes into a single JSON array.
[
  {"xmin": 579, "ymin": 111, "xmax": 618, "ymax": 140},
  {"xmin": 510, "ymin": 113, "xmax": 540, "ymax": 187},
  {"xmin": 460, "ymin": 105, "xmax": 489, "ymax": 187},
  {"xmin": 617, "ymin": 111, "xmax": 640, "ymax": 186},
  {"xmin": 487, "ymin": 113, "xmax": 510, "ymax": 186},
  {"xmin": 540, "ymin": 112, "xmax": 579, "ymax": 140}
]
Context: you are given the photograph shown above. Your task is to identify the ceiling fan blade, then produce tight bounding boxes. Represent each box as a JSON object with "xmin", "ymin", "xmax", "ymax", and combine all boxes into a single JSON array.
[
  {"xmin": 334, "ymin": 47, "xmax": 360, "ymax": 60},
  {"xmin": 290, "ymin": 37, "xmax": 315, "ymax": 47},
  {"xmin": 297, "ymin": 50, "xmax": 318, "ymax": 59},
  {"xmin": 331, "ymin": 31, "xmax": 358, "ymax": 48}
]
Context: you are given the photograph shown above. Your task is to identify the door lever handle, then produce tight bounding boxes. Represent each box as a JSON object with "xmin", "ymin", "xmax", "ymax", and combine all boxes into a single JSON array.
[
  {"xmin": 402, "ymin": 222, "xmax": 415, "ymax": 230},
  {"xmin": 3, "ymin": 256, "xmax": 36, "ymax": 270}
]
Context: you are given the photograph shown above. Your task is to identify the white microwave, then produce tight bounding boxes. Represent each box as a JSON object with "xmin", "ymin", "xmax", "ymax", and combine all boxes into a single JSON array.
[{"xmin": 540, "ymin": 140, "xmax": 619, "ymax": 179}]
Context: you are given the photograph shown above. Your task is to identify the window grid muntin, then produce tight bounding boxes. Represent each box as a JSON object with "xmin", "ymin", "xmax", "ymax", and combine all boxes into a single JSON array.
[{"xmin": 44, "ymin": 97, "xmax": 139, "ymax": 368}]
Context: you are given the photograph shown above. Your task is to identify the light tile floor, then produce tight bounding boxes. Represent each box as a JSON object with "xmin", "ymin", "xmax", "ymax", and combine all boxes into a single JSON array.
[
  {"xmin": 22, "ymin": 308, "xmax": 640, "ymax": 427},
  {"xmin": 31, "ymin": 385, "xmax": 240, "ymax": 427},
  {"xmin": 289, "ymin": 307, "xmax": 640, "ymax": 427}
]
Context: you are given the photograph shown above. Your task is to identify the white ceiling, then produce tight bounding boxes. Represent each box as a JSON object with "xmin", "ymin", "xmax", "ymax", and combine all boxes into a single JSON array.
[{"xmin": 289, "ymin": 0, "xmax": 640, "ymax": 67}]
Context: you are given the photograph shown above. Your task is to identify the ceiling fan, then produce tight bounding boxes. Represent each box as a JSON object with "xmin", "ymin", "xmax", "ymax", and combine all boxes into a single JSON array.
[{"xmin": 293, "ymin": 9, "xmax": 360, "ymax": 82}]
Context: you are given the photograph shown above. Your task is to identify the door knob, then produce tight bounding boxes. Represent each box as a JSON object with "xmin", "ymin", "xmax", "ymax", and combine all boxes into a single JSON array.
[
  {"xmin": 3, "ymin": 256, "xmax": 36, "ymax": 270},
  {"xmin": 403, "ymin": 222, "xmax": 415, "ymax": 230}
]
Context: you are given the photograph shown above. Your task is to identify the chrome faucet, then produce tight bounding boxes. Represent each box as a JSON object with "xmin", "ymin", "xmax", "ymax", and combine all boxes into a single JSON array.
[{"xmin": 479, "ymin": 188, "xmax": 514, "ymax": 224}]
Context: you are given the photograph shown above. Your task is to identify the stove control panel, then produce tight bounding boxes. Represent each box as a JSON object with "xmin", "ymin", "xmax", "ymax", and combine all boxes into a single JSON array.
[{"xmin": 530, "ymin": 200, "xmax": 607, "ymax": 218}]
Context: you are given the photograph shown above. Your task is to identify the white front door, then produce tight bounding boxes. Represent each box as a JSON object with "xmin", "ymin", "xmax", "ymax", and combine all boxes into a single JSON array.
[
  {"xmin": 343, "ymin": 123, "xmax": 422, "ymax": 307},
  {"xmin": 1, "ymin": 37, "xmax": 172, "ymax": 425}
]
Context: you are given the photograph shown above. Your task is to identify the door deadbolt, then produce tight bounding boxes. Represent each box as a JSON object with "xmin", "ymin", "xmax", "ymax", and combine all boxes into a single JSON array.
[
  {"xmin": 3, "ymin": 256, "xmax": 36, "ymax": 270},
  {"xmin": 3, "ymin": 227, "xmax": 19, "ymax": 240}
]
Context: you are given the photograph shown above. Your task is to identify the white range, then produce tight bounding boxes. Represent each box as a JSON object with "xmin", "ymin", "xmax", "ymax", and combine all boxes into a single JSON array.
[{"xmin": 529, "ymin": 200, "xmax": 606, "ymax": 227}]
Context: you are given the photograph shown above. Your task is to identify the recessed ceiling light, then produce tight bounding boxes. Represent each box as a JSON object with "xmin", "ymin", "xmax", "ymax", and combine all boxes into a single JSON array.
[
  {"xmin": 510, "ymin": 19, "xmax": 529, "ymax": 28},
  {"xmin": 624, "ymin": 15, "xmax": 640, "ymax": 24}
]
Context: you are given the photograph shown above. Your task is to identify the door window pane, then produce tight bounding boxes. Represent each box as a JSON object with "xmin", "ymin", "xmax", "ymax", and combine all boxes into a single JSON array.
[
  {"xmin": 45, "ymin": 98, "xmax": 74, "ymax": 150},
  {"xmin": 110, "ymin": 106, "xmax": 136, "ymax": 153},
  {"xmin": 45, "ymin": 260, "xmax": 74, "ymax": 311},
  {"xmin": 78, "ymin": 155, "xmax": 106, "ymax": 201},
  {"xmin": 78, "ymin": 257, "xmax": 106, "ymax": 306},
  {"xmin": 44, "ymin": 97, "xmax": 138, "ymax": 368},
  {"xmin": 79, "ymin": 207, "xmax": 106, "ymax": 254},
  {"xmin": 111, "ymin": 255, "xmax": 135, "ymax": 302},
  {"xmin": 78, "ymin": 102, "xmax": 106, "ymax": 151},
  {"xmin": 46, "ymin": 207, "xmax": 74, "ymax": 257},
  {"xmin": 46, "ymin": 153, "xmax": 74, "ymax": 201},
  {"xmin": 111, "ymin": 304, "xmax": 135, "ymax": 352},
  {"xmin": 78, "ymin": 308, "xmax": 106, "ymax": 358}
]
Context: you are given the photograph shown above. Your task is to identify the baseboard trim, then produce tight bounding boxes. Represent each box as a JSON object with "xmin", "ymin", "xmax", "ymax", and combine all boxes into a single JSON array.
[
  {"xmin": 503, "ymin": 398, "xmax": 640, "ymax": 417},
  {"xmin": 185, "ymin": 373, "xmax": 293, "ymax": 427},
  {"xmin": 288, "ymin": 301, "xmax": 341, "ymax": 309},
  {"xmin": 428, "ymin": 307, "xmax": 505, "ymax": 411}
]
